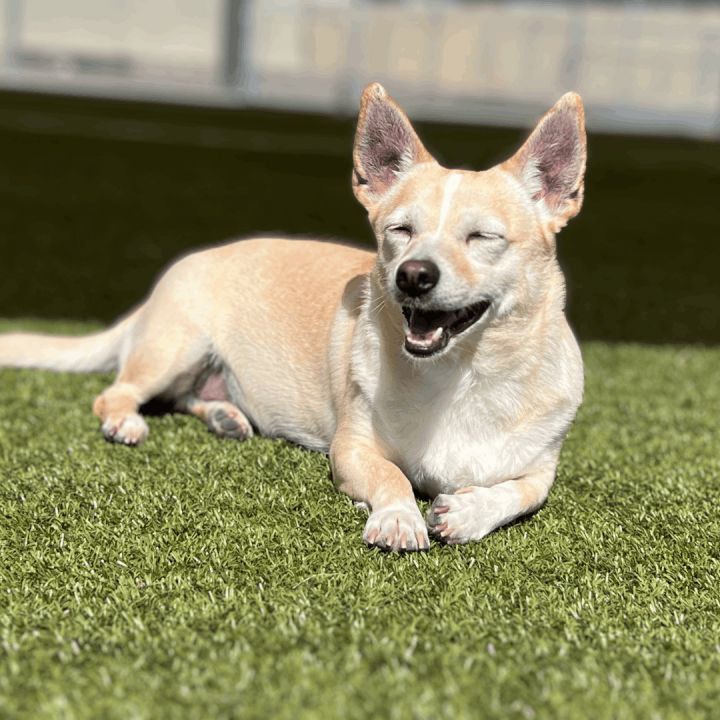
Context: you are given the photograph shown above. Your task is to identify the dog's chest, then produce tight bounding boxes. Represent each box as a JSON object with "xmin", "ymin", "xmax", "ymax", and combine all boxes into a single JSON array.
[{"xmin": 373, "ymin": 372, "xmax": 527, "ymax": 497}]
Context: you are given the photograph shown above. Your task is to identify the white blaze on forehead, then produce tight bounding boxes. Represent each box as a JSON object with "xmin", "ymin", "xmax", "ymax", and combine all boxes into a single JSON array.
[{"xmin": 435, "ymin": 172, "xmax": 463, "ymax": 235}]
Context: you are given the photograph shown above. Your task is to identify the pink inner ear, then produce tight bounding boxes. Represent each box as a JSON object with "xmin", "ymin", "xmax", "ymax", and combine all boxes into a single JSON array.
[
  {"xmin": 358, "ymin": 102, "xmax": 416, "ymax": 191},
  {"xmin": 527, "ymin": 110, "xmax": 583, "ymax": 207}
]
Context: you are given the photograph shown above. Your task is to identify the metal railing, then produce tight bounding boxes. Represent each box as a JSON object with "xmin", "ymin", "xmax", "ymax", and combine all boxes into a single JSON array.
[{"xmin": 1, "ymin": 0, "xmax": 719, "ymax": 138}]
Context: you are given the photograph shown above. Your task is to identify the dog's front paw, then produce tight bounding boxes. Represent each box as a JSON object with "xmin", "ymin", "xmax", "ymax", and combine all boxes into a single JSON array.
[
  {"xmin": 363, "ymin": 500, "xmax": 429, "ymax": 552},
  {"xmin": 427, "ymin": 486, "xmax": 504, "ymax": 545},
  {"xmin": 102, "ymin": 413, "xmax": 149, "ymax": 446}
]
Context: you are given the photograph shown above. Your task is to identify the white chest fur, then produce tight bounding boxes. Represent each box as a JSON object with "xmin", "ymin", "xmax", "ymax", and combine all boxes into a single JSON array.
[
  {"xmin": 370, "ymin": 367, "xmax": 548, "ymax": 496},
  {"xmin": 351, "ymin": 322, "xmax": 581, "ymax": 498}
]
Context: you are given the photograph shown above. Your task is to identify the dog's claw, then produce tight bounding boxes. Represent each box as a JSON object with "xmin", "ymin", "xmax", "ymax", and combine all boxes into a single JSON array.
[
  {"xmin": 101, "ymin": 413, "xmax": 149, "ymax": 446},
  {"xmin": 416, "ymin": 529, "xmax": 430, "ymax": 551},
  {"xmin": 400, "ymin": 530, "xmax": 407, "ymax": 550}
]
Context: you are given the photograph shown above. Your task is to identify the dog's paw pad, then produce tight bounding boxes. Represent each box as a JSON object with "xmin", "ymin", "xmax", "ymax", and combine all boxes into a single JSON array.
[
  {"xmin": 102, "ymin": 413, "xmax": 149, "ymax": 446},
  {"xmin": 363, "ymin": 501, "xmax": 429, "ymax": 552},
  {"xmin": 207, "ymin": 405, "xmax": 252, "ymax": 440}
]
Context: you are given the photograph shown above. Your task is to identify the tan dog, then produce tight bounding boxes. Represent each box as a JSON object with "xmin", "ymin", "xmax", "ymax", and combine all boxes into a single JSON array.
[{"xmin": 0, "ymin": 84, "xmax": 585, "ymax": 551}]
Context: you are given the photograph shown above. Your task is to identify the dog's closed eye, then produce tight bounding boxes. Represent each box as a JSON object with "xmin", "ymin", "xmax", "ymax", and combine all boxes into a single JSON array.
[
  {"xmin": 387, "ymin": 224, "xmax": 413, "ymax": 238},
  {"xmin": 467, "ymin": 230, "xmax": 504, "ymax": 242}
]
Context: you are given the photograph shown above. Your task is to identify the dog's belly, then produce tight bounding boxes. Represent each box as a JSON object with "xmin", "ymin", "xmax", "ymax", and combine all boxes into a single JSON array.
[
  {"xmin": 192, "ymin": 365, "xmax": 332, "ymax": 450},
  {"xmin": 197, "ymin": 373, "xmax": 229, "ymax": 402},
  {"xmin": 222, "ymin": 363, "xmax": 334, "ymax": 452},
  {"xmin": 189, "ymin": 237, "xmax": 374, "ymax": 451}
]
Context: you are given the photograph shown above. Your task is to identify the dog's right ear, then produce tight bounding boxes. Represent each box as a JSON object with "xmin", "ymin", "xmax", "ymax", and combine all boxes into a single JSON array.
[
  {"xmin": 502, "ymin": 93, "xmax": 587, "ymax": 233},
  {"xmin": 352, "ymin": 83, "xmax": 433, "ymax": 210}
]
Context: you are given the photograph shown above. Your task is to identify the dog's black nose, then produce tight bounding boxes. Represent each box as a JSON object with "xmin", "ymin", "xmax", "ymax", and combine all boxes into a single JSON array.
[{"xmin": 396, "ymin": 260, "xmax": 440, "ymax": 297}]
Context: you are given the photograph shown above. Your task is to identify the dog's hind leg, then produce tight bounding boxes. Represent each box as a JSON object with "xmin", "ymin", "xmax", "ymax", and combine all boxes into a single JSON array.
[
  {"xmin": 92, "ymin": 312, "xmax": 211, "ymax": 446},
  {"xmin": 93, "ymin": 381, "xmax": 151, "ymax": 445},
  {"xmin": 172, "ymin": 371, "xmax": 253, "ymax": 440},
  {"xmin": 179, "ymin": 397, "xmax": 253, "ymax": 440}
]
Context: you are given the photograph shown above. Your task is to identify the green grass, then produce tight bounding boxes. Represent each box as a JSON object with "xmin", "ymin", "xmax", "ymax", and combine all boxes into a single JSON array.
[{"xmin": 1, "ymin": 325, "xmax": 719, "ymax": 719}]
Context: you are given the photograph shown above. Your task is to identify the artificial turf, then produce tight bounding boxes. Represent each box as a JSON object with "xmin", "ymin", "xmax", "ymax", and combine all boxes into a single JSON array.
[
  {"xmin": 1, "ymin": 333, "xmax": 719, "ymax": 719},
  {"xmin": 1, "ymin": 92, "xmax": 719, "ymax": 718}
]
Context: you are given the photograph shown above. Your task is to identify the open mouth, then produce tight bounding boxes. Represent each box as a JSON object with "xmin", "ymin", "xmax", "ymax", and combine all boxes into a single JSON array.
[{"xmin": 401, "ymin": 300, "xmax": 491, "ymax": 357}]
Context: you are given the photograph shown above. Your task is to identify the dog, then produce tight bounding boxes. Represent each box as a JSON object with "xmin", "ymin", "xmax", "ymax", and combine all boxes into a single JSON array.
[{"xmin": 0, "ymin": 83, "xmax": 585, "ymax": 552}]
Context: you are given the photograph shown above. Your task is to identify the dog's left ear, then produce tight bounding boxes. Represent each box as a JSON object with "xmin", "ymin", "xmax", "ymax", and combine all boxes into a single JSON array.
[
  {"xmin": 503, "ymin": 93, "xmax": 586, "ymax": 233},
  {"xmin": 352, "ymin": 83, "xmax": 434, "ymax": 210}
]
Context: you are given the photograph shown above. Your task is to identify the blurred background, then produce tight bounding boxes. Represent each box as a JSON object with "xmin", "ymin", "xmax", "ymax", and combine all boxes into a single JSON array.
[{"xmin": 1, "ymin": 0, "xmax": 718, "ymax": 343}]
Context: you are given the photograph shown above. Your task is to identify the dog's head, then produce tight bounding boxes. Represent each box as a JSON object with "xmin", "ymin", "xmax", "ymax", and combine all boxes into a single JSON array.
[{"xmin": 352, "ymin": 83, "xmax": 586, "ymax": 359}]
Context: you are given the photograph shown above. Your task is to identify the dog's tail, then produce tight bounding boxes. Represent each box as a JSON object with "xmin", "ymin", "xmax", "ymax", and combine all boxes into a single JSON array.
[{"xmin": 0, "ymin": 308, "xmax": 140, "ymax": 373}]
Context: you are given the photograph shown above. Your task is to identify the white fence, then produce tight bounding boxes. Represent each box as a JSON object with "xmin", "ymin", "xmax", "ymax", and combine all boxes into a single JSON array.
[{"xmin": 1, "ymin": 0, "xmax": 719, "ymax": 138}]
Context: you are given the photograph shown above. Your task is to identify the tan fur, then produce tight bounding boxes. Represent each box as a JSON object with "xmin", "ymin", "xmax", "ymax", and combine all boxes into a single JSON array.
[
  {"xmin": 515, "ymin": 474, "xmax": 549, "ymax": 510},
  {"xmin": 0, "ymin": 84, "xmax": 586, "ymax": 551}
]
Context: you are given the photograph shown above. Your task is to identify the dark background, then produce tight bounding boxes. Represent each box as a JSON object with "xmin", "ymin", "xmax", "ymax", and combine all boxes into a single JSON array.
[{"xmin": 1, "ymin": 91, "xmax": 718, "ymax": 344}]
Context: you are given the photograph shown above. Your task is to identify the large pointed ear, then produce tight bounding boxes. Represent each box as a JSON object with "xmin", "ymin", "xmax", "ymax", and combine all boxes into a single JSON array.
[
  {"xmin": 503, "ymin": 93, "xmax": 586, "ymax": 233},
  {"xmin": 352, "ymin": 83, "xmax": 434, "ymax": 209}
]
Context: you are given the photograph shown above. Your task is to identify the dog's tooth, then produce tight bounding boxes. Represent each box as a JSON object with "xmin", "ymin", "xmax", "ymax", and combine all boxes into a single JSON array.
[{"xmin": 431, "ymin": 327, "xmax": 443, "ymax": 341}]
